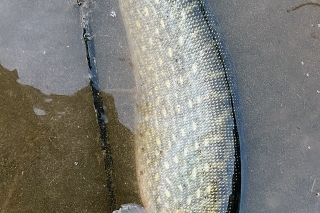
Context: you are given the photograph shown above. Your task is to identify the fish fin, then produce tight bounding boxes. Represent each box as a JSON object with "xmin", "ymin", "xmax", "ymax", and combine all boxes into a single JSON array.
[{"xmin": 112, "ymin": 203, "xmax": 145, "ymax": 213}]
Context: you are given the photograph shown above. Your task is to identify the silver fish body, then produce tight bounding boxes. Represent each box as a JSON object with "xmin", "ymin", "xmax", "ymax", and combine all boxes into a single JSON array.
[{"xmin": 117, "ymin": 0, "xmax": 241, "ymax": 212}]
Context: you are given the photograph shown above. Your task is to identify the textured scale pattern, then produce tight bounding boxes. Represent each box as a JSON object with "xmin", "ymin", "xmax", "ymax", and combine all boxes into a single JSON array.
[{"xmin": 118, "ymin": 0, "xmax": 238, "ymax": 212}]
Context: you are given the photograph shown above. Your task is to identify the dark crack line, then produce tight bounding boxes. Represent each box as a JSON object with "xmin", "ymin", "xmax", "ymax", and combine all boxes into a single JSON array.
[
  {"xmin": 287, "ymin": 2, "xmax": 320, "ymax": 12},
  {"xmin": 78, "ymin": 0, "xmax": 116, "ymax": 211}
]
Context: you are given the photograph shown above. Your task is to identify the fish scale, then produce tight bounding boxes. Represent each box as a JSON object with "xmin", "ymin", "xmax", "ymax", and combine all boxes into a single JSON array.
[{"xmin": 117, "ymin": 0, "xmax": 241, "ymax": 212}]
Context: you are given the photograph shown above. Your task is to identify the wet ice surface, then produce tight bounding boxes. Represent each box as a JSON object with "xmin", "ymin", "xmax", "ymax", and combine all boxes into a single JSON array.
[
  {"xmin": 212, "ymin": 0, "xmax": 320, "ymax": 212},
  {"xmin": 90, "ymin": 0, "xmax": 135, "ymax": 131},
  {"xmin": 0, "ymin": 0, "xmax": 135, "ymax": 130},
  {"xmin": 0, "ymin": 66, "xmax": 109, "ymax": 212},
  {"xmin": 0, "ymin": 65, "xmax": 141, "ymax": 212},
  {"xmin": 0, "ymin": 0, "xmax": 140, "ymax": 212},
  {"xmin": 0, "ymin": 0, "xmax": 88, "ymax": 95}
]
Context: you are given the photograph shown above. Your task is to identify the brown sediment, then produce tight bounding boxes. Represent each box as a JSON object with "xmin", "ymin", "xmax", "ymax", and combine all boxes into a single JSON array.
[
  {"xmin": 102, "ymin": 93, "xmax": 142, "ymax": 209},
  {"xmin": 0, "ymin": 64, "xmax": 141, "ymax": 212}
]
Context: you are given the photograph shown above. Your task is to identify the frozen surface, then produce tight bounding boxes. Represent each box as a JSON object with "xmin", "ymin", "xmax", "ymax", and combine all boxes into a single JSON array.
[
  {"xmin": 90, "ymin": 0, "xmax": 135, "ymax": 131},
  {"xmin": 0, "ymin": 0, "xmax": 88, "ymax": 95},
  {"xmin": 0, "ymin": 0, "xmax": 134, "ymax": 130},
  {"xmin": 212, "ymin": 0, "xmax": 320, "ymax": 212}
]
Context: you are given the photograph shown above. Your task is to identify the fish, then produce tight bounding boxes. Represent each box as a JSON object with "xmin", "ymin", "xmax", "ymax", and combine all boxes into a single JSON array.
[{"xmin": 115, "ymin": 0, "xmax": 242, "ymax": 212}]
